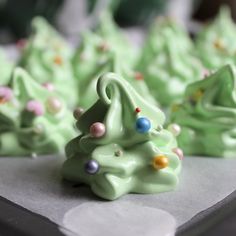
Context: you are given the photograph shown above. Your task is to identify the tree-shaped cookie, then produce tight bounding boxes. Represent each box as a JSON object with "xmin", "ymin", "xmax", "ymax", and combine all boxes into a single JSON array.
[
  {"xmin": 62, "ymin": 72, "xmax": 182, "ymax": 200},
  {"xmin": 196, "ymin": 6, "xmax": 236, "ymax": 70},
  {"xmin": 170, "ymin": 64, "xmax": 236, "ymax": 157},
  {"xmin": 0, "ymin": 68, "xmax": 75, "ymax": 156},
  {"xmin": 18, "ymin": 17, "xmax": 77, "ymax": 108},
  {"xmin": 138, "ymin": 17, "xmax": 202, "ymax": 107}
]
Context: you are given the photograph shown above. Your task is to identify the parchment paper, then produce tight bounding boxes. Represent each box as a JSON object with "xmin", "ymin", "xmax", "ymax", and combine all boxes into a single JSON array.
[{"xmin": 0, "ymin": 155, "xmax": 235, "ymax": 229}]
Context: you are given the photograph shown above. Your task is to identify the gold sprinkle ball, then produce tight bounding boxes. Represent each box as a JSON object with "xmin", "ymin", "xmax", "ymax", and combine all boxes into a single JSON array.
[{"xmin": 152, "ymin": 155, "xmax": 168, "ymax": 170}]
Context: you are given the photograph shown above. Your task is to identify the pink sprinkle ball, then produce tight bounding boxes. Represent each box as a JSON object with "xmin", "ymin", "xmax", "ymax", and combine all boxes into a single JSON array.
[
  {"xmin": 90, "ymin": 122, "xmax": 106, "ymax": 138},
  {"xmin": 26, "ymin": 100, "xmax": 45, "ymax": 116},
  {"xmin": 0, "ymin": 86, "xmax": 13, "ymax": 103},
  {"xmin": 172, "ymin": 147, "xmax": 184, "ymax": 160},
  {"xmin": 42, "ymin": 82, "xmax": 54, "ymax": 92},
  {"xmin": 46, "ymin": 97, "xmax": 62, "ymax": 114}
]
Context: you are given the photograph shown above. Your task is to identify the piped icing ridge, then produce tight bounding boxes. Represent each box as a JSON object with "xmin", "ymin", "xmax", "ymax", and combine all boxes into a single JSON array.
[
  {"xmin": 18, "ymin": 17, "xmax": 77, "ymax": 108},
  {"xmin": 62, "ymin": 72, "xmax": 182, "ymax": 200},
  {"xmin": 0, "ymin": 68, "xmax": 76, "ymax": 156},
  {"xmin": 170, "ymin": 64, "xmax": 236, "ymax": 157},
  {"xmin": 77, "ymin": 50, "xmax": 157, "ymax": 109},
  {"xmin": 138, "ymin": 17, "xmax": 202, "ymax": 107},
  {"xmin": 196, "ymin": 6, "xmax": 236, "ymax": 69}
]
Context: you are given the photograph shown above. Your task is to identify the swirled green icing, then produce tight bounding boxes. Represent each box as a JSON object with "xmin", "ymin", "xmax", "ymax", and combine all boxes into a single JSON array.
[
  {"xmin": 0, "ymin": 68, "xmax": 76, "ymax": 157},
  {"xmin": 170, "ymin": 64, "xmax": 236, "ymax": 158},
  {"xmin": 77, "ymin": 50, "xmax": 157, "ymax": 109},
  {"xmin": 18, "ymin": 17, "xmax": 78, "ymax": 108},
  {"xmin": 62, "ymin": 72, "xmax": 181, "ymax": 200},
  {"xmin": 138, "ymin": 17, "xmax": 202, "ymax": 107},
  {"xmin": 0, "ymin": 49, "xmax": 13, "ymax": 85},
  {"xmin": 196, "ymin": 6, "xmax": 236, "ymax": 69}
]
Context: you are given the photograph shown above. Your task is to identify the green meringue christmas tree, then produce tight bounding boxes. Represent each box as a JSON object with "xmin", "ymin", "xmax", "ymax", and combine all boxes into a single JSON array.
[
  {"xmin": 62, "ymin": 72, "xmax": 182, "ymax": 200},
  {"xmin": 138, "ymin": 17, "xmax": 202, "ymax": 107},
  {"xmin": 0, "ymin": 68, "xmax": 75, "ymax": 157},
  {"xmin": 0, "ymin": 49, "xmax": 14, "ymax": 85},
  {"xmin": 196, "ymin": 6, "xmax": 236, "ymax": 70},
  {"xmin": 170, "ymin": 64, "xmax": 236, "ymax": 158},
  {"xmin": 72, "ymin": 10, "xmax": 137, "ymax": 86},
  {"xmin": 18, "ymin": 17, "xmax": 77, "ymax": 108}
]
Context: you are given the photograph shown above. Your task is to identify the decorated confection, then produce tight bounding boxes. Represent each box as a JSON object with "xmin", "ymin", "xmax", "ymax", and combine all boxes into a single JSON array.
[
  {"xmin": 94, "ymin": 10, "xmax": 137, "ymax": 65},
  {"xmin": 170, "ymin": 64, "xmax": 236, "ymax": 158},
  {"xmin": 18, "ymin": 17, "xmax": 77, "ymax": 107},
  {"xmin": 72, "ymin": 10, "xmax": 137, "ymax": 85},
  {"xmin": 0, "ymin": 49, "xmax": 14, "ymax": 85},
  {"xmin": 62, "ymin": 72, "xmax": 182, "ymax": 200},
  {"xmin": 196, "ymin": 6, "xmax": 236, "ymax": 70},
  {"xmin": 77, "ymin": 51, "xmax": 157, "ymax": 109},
  {"xmin": 138, "ymin": 17, "xmax": 202, "ymax": 107},
  {"xmin": 0, "ymin": 68, "xmax": 76, "ymax": 156}
]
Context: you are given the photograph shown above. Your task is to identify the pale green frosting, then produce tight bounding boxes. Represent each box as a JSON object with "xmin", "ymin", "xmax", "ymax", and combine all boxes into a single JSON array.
[
  {"xmin": 72, "ymin": 11, "xmax": 137, "ymax": 86},
  {"xmin": 94, "ymin": 10, "xmax": 137, "ymax": 65},
  {"xmin": 0, "ymin": 49, "xmax": 13, "ymax": 85},
  {"xmin": 0, "ymin": 68, "xmax": 76, "ymax": 157},
  {"xmin": 77, "ymin": 51, "xmax": 157, "ymax": 109},
  {"xmin": 196, "ymin": 6, "xmax": 236, "ymax": 69},
  {"xmin": 170, "ymin": 64, "xmax": 236, "ymax": 158},
  {"xmin": 62, "ymin": 72, "xmax": 181, "ymax": 200},
  {"xmin": 18, "ymin": 17, "xmax": 78, "ymax": 108},
  {"xmin": 138, "ymin": 18, "xmax": 202, "ymax": 107}
]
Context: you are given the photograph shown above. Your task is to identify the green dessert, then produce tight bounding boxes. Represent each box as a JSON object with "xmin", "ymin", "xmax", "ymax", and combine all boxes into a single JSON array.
[
  {"xmin": 0, "ymin": 68, "xmax": 76, "ymax": 157},
  {"xmin": 170, "ymin": 64, "xmax": 236, "ymax": 158},
  {"xmin": 77, "ymin": 50, "xmax": 157, "ymax": 109},
  {"xmin": 72, "ymin": 11, "xmax": 137, "ymax": 85},
  {"xmin": 94, "ymin": 10, "xmax": 137, "ymax": 65},
  {"xmin": 18, "ymin": 17, "xmax": 77, "ymax": 108},
  {"xmin": 138, "ymin": 17, "xmax": 202, "ymax": 107},
  {"xmin": 0, "ymin": 49, "xmax": 13, "ymax": 85},
  {"xmin": 62, "ymin": 72, "xmax": 182, "ymax": 200},
  {"xmin": 196, "ymin": 7, "xmax": 236, "ymax": 70}
]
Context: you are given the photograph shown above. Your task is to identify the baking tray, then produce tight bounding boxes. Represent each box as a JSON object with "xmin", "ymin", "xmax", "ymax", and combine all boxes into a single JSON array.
[{"xmin": 0, "ymin": 155, "xmax": 236, "ymax": 235}]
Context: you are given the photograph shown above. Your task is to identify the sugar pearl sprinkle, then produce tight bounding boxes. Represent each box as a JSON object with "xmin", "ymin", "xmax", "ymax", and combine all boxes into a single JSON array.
[
  {"xmin": 46, "ymin": 97, "xmax": 62, "ymax": 114},
  {"xmin": 134, "ymin": 72, "xmax": 144, "ymax": 81},
  {"xmin": 42, "ymin": 82, "xmax": 54, "ymax": 92},
  {"xmin": 136, "ymin": 117, "xmax": 151, "ymax": 133},
  {"xmin": 90, "ymin": 122, "xmax": 106, "ymax": 138},
  {"xmin": 26, "ymin": 100, "xmax": 44, "ymax": 116},
  {"xmin": 135, "ymin": 107, "xmax": 141, "ymax": 113},
  {"xmin": 168, "ymin": 123, "xmax": 181, "ymax": 137},
  {"xmin": 73, "ymin": 107, "xmax": 84, "ymax": 120},
  {"xmin": 152, "ymin": 155, "xmax": 169, "ymax": 170},
  {"xmin": 115, "ymin": 150, "xmax": 123, "ymax": 157},
  {"xmin": 85, "ymin": 160, "xmax": 100, "ymax": 175},
  {"xmin": 0, "ymin": 86, "xmax": 13, "ymax": 104},
  {"xmin": 172, "ymin": 148, "xmax": 184, "ymax": 160}
]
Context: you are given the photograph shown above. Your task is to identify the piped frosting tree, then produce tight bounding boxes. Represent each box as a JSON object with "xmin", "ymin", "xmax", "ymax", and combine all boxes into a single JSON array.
[
  {"xmin": 138, "ymin": 17, "xmax": 202, "ymax": 107},
  {"xmin": 0, "ymin": 68, "xmax": 75, "ymax": 156},
  {"xmin": 170, "ymin": 64, "xmax": 236, "ymax": 158},
  {"xmin": 18, "ymin": 17, "xmax": 77, "ymax": 107},
  {"xmin": 72, "ymin": 10, "xmax": 137, "ymax": 86},
  {"xmin": 62, "ymin": 72, "xmax": 182, "ymax": 200},
  {"xmin": 196, "ymin": 6, "xmax": 236, "ymax": 70}
]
